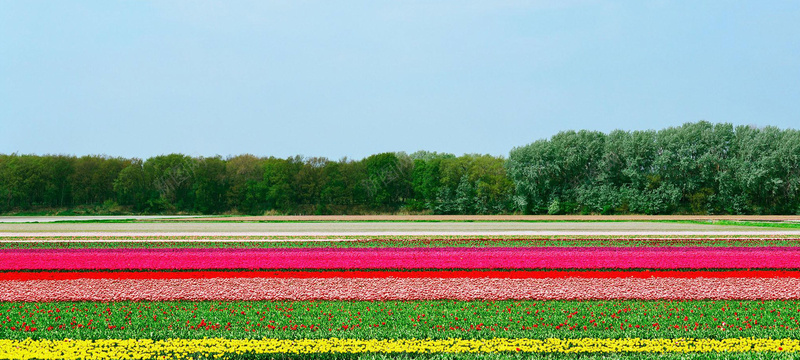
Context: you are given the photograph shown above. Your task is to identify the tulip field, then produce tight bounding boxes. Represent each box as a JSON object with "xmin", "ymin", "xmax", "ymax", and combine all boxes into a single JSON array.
[{"xmin": 2, "ymin": 228, "xmax": 800, "ymax": 359}]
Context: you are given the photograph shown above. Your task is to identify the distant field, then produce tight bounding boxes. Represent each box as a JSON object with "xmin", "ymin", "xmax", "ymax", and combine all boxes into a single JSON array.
[
  {"xmin": 0, "ymin": 215, "xmax": 202, "ymax": 223},
  {"xmin": 192, "ymin": 215, "xmax": 800, "ymax": 222},
  {"xmin": 5, "ymin": 215, "xmax": 800, "ymax": 224},
  {"xmin": 4, "ymin": 220, "xmax": 800, "ymax": 235}
]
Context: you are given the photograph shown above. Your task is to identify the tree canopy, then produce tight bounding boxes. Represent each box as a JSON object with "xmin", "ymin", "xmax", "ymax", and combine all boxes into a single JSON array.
[
  {"xmin": 507, "ymin": 122, "xmax": 800, "ymax": 215},
  {"xmin": 1, "ymin": 122, "xmax": 798, "ymax": 215}
]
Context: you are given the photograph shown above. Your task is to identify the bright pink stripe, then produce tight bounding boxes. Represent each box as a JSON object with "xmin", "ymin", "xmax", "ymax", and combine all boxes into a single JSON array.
[
  {"xmin": 4, "ymin": 270, "xmax": 800, "ymax": 280},
  {"xmin": 4, "ymin": 277, "xmax": 800, "ymax": 301},
  {"xmin": 3, "ymin": 247, "xmax": 800, "ymax": 270},
  {"xmin": 0, "ymin": 247, "xmax": 800, "ymax": 270}
]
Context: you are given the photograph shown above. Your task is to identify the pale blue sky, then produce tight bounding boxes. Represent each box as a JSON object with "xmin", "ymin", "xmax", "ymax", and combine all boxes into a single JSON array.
[{"xmin": 2, "ymin": 1, "xmax": 799, "ymax": 160}]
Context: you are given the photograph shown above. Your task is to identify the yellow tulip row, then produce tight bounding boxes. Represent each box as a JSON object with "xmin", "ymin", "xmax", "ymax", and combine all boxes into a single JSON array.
[{"xmin": 0, "ymin": 338, "xmax": 798, "ymax": 360}]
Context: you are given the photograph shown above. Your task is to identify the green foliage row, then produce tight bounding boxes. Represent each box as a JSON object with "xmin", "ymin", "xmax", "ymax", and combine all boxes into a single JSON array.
[
  {"xmin": 2, "ymin": 299, "xmax": 798, "ymax": 340},
  {"xmin": 2, "ymin": 122, "xmax": 799, "ymax": 215}
]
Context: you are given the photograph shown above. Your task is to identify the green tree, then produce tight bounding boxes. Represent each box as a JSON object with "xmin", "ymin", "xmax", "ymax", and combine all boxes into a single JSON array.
[
  {"xmin": 193, "ymin": 157, "xmax": 228, "ymax": 214},
  {"xmin": 113, "ymin": 159, "xmax": 149, "ymax": 212}
]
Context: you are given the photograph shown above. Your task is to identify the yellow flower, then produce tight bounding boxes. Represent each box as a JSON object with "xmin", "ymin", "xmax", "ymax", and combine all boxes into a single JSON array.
[{"xmin": 0, "ymin": 338, "xmax": 797, "ymax": 359}]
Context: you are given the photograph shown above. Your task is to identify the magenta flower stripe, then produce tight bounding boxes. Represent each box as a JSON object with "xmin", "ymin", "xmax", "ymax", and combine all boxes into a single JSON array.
[{"xmin": 3, "ymin": 247, "xmax": 800, "ymax": 270}]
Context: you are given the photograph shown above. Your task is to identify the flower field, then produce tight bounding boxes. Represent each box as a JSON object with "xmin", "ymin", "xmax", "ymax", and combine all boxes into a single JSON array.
[
  {"xmin": 5, "ymin": 247, "xmax": 800, "ymax": 270},
  {"xmin": 2, "ymin": 235, "xmax": 800, "ymax": 359}
]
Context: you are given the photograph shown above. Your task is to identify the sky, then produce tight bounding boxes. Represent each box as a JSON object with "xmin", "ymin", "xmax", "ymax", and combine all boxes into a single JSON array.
[{"xmin": 1, "ymin": 1, "xmax": 799, "ymax": 160}]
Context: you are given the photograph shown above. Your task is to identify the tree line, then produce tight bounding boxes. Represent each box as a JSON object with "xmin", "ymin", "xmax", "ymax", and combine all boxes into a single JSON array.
[
  {"xmin": 1, "ymin": 122, "xmax": 798, "ymax": 215},
  {"xmin": 0, "ymin": 151, "xmax": 511, "ymax": 215}
]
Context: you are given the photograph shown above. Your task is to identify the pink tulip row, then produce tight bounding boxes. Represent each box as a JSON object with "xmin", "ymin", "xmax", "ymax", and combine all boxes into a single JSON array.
[
  {"xmin": 4, "ymin": 276, "xmax": 800, "ymax": 301},
  {"xmin": 4, "ymin": 247, "xmax": 800, "ymax": 270}
]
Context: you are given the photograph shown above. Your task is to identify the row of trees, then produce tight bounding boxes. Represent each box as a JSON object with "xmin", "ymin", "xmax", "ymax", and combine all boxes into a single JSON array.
[
  {"xmin": 2, "ymin": 122, "xmax": 798, "ymax": 215},
  {"xmin": 507, "ymin": 122, "xmax": 800, "ymax": 214},
  {"xmin": 0, "ymin": 151, "xmax": 511, "ymax": 215}
]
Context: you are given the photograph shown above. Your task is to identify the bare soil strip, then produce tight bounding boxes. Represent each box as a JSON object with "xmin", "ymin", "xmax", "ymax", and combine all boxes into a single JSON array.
[
  {"xmin": 191, "ymin": 215, "xmax": 800, "ymax": 222},
  {"xmin": 0, "ymin": 216, "xmax": 202, "ymax": 223},
  {"xmin": 0, "ymin": 221, "xmax": 780, "ymax": 233}
]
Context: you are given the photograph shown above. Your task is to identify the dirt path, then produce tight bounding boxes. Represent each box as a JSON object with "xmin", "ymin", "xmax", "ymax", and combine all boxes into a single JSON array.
[{"xmin": 0, "ymin": 215, "xmax": 202, "ymax": 223}]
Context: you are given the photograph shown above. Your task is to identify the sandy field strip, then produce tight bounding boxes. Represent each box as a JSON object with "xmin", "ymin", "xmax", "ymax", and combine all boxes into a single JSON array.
[
  {"xmin": 0, "ymin": 216, "xmax": 204, "ymax": 223},
  {"xmin": 193, "ymin": 215, "xmax": 800, "ymax": 221},
  {"xmin": 6, "ymin": 215, "xmax": 800, "ymax": 223},
  {"xmin": 1, "ymin": 221, "xmax": 796, "ymax": 234}
]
